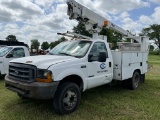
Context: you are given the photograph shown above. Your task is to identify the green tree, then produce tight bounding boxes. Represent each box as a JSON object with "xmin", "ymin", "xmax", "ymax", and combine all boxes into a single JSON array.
[
  {"xmin": 149, "ymin": 45, "xmax": 154, "ymax": 51},
  {"xmin": 73, "ymin": 22, "xmax": 123, "ymax": 49},
  {"xmin": 6, "ymin": 35, "xmax": 18, "ymax": 41},
  {"xmin": 73, "ymin": 22, "xmax": 92, "ymax": 37},
  {"xmin": 142, "ymin": 24, "xmax": 160, "ymax": 49},
  {"xmin": 31, "ymin": 39, "xmax": 40, "ymax": 54},
  {"xmin": 50, "ymin": 37, "xmax": 67, "ymax": 49},
  {"xmin": 41, "ymin": 41, "xmax": 50, "ymax": 50},
  {"xmin": 99, "ymin": 28, "xmax": 123, "ymax": 49}
]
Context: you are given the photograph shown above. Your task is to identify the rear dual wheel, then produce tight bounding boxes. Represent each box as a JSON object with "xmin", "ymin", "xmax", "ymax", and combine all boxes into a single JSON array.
[
  {"xmin": 124, "ymin": 71, "xmax": 141, "ymax": 90},
  {"xmin": 131, "ymin": 71, "xmax": 140, "ymax": 89}
]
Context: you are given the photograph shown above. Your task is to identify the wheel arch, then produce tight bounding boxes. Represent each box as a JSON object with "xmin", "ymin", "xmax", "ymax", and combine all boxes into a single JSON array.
[
  {"xmin": 59, "ymin": 75, "xmax": 84, "ymax": 92},
  {"xmin": 133, "ymin": 69, "xmax": 141, "ymax": 75}
]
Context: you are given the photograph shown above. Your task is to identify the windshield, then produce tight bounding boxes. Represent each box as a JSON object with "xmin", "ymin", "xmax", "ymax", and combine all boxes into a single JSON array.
[
  {"xmin": 49, "ymin": 40, "xmax": 92, "ymax": 58},
  {"xmin": 0, "ymin": 47, "xmax": 12, "ymax": 57}
]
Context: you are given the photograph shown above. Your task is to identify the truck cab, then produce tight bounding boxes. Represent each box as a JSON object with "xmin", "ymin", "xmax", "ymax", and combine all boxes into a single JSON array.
[{"xmin": 0, "ymin": 46, "xmax": 29, "ymax": 76}]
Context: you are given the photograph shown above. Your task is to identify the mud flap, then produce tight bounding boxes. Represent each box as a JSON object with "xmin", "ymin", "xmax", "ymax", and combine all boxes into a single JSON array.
[{"xmin": 140, "ymin": 74, "xmax": 145, "ymax": 83}]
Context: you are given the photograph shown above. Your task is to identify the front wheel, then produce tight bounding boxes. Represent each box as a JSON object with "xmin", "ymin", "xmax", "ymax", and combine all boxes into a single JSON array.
[{"xmin": 53, "ymin": 82, "xmax": 81, "ymax": 115}]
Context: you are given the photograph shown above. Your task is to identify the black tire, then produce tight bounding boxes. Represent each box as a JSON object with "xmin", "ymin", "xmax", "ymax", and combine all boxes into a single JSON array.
[
  {"xmin": 53, "ymin": 82, "xmax": 81, "ymax": 115},
  {"xmin": 140, "ymin": 74, "xmax": 145, "ymax": 83},
  {"xmin": 126, "ymin": 71, "xmax": 141, "ymax": 90},
  {"xmin": 17, "ymin": 93, "xmax": 28, "ymax": 99}
]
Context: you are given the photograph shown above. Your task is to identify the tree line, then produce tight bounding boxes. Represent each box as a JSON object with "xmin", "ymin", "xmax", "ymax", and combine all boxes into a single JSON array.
[
  {"xmin": 5, "ymin": 35, "xmax": 67, "ymax": 53},
  {"xmin": 5, "ymin": 23, "xmax": 160, "ymax": 52},
  {"xmin": 30, "ymin": 37, "xmax": 67, "ymax": 53}
]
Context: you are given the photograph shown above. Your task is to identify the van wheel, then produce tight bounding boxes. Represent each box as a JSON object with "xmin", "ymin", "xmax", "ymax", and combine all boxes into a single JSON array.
[
  {"xmin": 127, "ymin": 71, "xmax": 140, "ymax": 90},
  {"xmin": 53, "ymin": 82, "xmax": 81, "ymax": 115}
]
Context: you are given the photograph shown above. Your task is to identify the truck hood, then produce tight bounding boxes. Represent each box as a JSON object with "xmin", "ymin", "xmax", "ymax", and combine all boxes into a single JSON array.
[{"xmin": 10, "ymin": 55, "xmax": 77, "ymax": 69}]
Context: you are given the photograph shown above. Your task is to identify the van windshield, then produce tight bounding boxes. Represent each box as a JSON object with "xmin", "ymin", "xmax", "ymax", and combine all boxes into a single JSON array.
[
  {"xmin": 0, "ymin": 47, "xmax": 12, "ymax": 57},
  {"xmin": 49, "ymin": 40, "xmax": 92, "ymax": 58}
]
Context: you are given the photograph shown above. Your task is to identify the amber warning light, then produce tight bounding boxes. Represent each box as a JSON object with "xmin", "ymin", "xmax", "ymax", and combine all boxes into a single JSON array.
[{"xmin": 104, "ymin": 20, "xmax": 108, "ymax": 26}]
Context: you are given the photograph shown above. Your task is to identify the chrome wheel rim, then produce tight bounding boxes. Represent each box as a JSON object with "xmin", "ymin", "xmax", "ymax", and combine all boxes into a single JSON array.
[
  {"xmin": 63, "ymin": 89, "xmax": 77, "ymax": 110},
  {"xmin": 133, "ymin": 73, "xmax": 140, "ymax": 88}
]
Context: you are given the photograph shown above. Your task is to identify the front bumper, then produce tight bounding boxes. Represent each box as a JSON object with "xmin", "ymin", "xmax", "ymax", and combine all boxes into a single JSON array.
[{"xmin": 5, "ymin": 75, "xmax": 59, "ymax": 99}]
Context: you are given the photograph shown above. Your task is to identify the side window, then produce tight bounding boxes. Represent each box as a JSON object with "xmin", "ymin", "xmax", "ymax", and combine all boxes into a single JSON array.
[
  {"xmin": 10, "ymin": 48, "xmax": 25, "ymax": 58},
  {"xmin": 89, "ymin": 42, "xmax": 108, "ymax": 61}
]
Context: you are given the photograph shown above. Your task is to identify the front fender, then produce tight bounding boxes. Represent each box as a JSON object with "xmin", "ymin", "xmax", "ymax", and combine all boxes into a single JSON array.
[{"xmin": 53, "ymin": 68, "xmax": 88, "ymax": 91}]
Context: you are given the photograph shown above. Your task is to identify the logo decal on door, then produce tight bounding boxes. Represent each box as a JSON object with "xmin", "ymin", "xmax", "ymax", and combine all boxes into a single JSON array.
[{"xmin": 100, "ymin": 63, "xmax": 106, "ymax": 69}]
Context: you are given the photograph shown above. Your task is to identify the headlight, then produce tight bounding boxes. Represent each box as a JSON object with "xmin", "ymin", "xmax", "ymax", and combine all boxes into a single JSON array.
[
  {"xmin": 36, "ymin": 69, "xmax": 53, "ymax": 83},
  {"xmin": 37, "ymin": 69, "xmax": 49, "ymax": 79}
]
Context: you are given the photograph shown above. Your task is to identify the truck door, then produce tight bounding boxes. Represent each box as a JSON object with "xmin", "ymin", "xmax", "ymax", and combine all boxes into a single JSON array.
[
  {"xmin": 4, "ymin": 47, "xmax": 25, "ymax": 74},
  {"xmin": 87, "ymin": 42, "xmax": 113, "ymax": 89},
  {"xmin": 0, "ymin": 47, "xmax": 12, "ymax": 75}
]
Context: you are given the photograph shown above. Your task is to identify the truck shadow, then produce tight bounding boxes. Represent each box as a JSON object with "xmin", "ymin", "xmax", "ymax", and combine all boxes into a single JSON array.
[{"xmin": 3, "ymin": 81, "xmax": 143, "ymax": 118}]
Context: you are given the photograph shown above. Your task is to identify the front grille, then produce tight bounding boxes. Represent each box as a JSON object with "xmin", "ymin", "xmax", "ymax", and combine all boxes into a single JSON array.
[{"xmin": 8, "ymin": 63, "xmax": 36, "ymax": 83}]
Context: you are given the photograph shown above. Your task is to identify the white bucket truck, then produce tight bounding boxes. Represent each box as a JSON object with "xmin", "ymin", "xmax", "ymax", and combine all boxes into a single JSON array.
[{"xmin": 5, "ymin": 0, "xmax": 149, "ymax": 115}]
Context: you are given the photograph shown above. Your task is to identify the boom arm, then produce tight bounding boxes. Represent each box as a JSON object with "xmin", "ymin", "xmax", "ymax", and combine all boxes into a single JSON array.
[
  {"xmin": 66, "ymin": 0, "xmax": 149, "ymax": 52},
  {"xmin": 67, "ymin": 0, "xmax": 134, "ymax": 38}
]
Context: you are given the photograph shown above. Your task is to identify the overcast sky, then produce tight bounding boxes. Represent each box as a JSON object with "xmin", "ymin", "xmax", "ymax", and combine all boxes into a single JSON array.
[{"xmin": 0, "ymin": 0, "xmax": 160, "ymax": 46}]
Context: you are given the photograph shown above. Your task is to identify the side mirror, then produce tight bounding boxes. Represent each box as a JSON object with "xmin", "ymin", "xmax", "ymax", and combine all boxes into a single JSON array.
[
  {"xmin": 6, "ymin": 53, "xmax": 13, "ymax": 58},
  {"xmin": 98, "ymin": 52, "xmax": 106, "ymax": 62},
  {"xmin": 88, "ymin": 54, "xmax": 93, "ymax": 62}
]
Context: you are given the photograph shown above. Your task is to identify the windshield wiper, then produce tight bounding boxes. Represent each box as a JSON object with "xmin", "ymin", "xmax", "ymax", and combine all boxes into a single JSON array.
[
  {"xmin": 59, "ymin": 52, "xmax": 73, "ymax": 56},
  {"xmin": 49, "ymin": 52, "xmax": 77, "ymax": 57}
]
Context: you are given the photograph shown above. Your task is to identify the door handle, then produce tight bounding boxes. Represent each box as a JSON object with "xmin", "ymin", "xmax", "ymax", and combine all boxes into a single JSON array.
[
  {"xmin": 81, "ymin": 65, "xmax": 86, "ymax": 68},
  {"xmin": 109, "ymin": 62, "xmax": 111, "ymax": 67}
]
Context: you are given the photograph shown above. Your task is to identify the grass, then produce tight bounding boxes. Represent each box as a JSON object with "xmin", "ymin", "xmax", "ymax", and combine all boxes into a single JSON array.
[
  {"xmin": 148, "ymin": 54, "xmax": 160, "ymax": 65},
  {"xmin": 0, "ymin": 55, "xmax": 160, "ymax": 120}
]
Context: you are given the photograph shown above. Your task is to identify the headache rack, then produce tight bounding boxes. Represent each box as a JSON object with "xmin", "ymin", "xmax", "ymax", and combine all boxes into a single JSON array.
[{"xmin": 57, "ymin": 31, "xmax": 91, "ymax": 40}]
